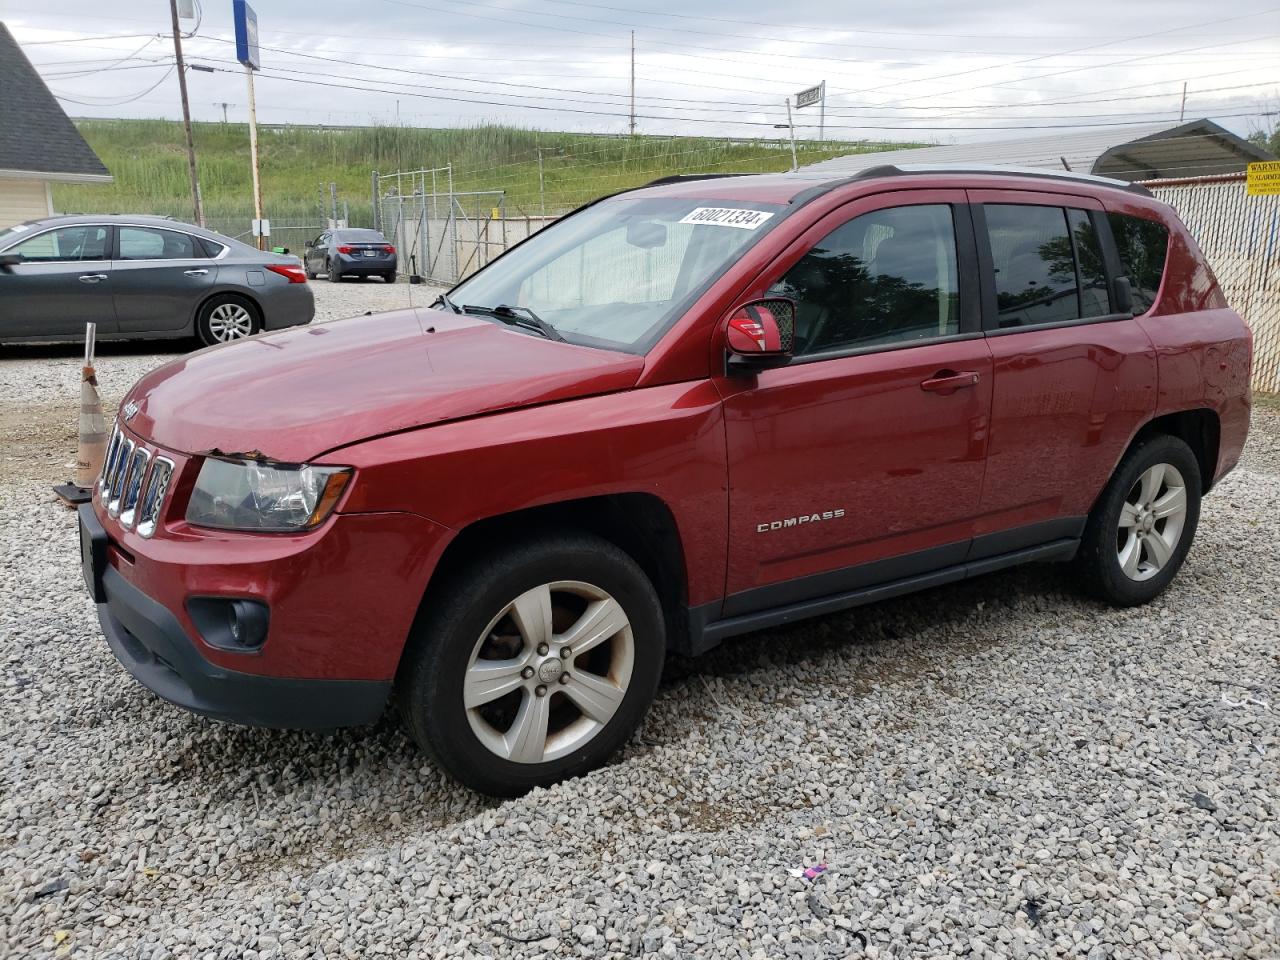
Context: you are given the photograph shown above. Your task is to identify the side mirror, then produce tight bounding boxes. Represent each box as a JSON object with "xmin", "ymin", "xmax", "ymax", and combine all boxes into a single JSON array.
[
  {"xmin": 1112, "ymin": 276, "xmax": 1134, "ymax": 315},
  {"xmin": 0, "ymin": 253, "xmax": 20, "ymax": 273},
  {"xmin": 725, "ymin": 298, "xmax": 795, "ymax": 374}
]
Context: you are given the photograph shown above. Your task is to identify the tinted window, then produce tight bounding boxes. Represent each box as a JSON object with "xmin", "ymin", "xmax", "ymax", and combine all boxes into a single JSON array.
[
  {"xmin": 1108, "ymin": 213, "xmax": 1169, "ymax": 313},
  {"xmin": 984, "ymin": 205, "xmax": 1080, "ymax": 328},
  {"xmin": 1068, "ymin": 209, "xmax": 1110, "ymax": 318},
  {"xmin": 198, "ymin": 237, "xmax": 227, "ymax": 258},
  {"xmin": 768, "ymin": 204, "xmax": 960, "ymax": 355},
  {"xmin": 8, "ymin": 225, "xmax": 109, "ymax": 262},
  {"xmin": 336, "ymin": 229, "xmax": 386, "ymax": 243},
  {"xmin": 118, "ymin": 226, "xmax": 199, "ymax": 260}
]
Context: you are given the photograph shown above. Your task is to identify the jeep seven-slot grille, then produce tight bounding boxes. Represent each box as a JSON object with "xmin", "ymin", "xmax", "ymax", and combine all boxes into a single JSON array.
[{"xmin": 99, "ymin": 422, "xmax": 175, "ymax": 538}]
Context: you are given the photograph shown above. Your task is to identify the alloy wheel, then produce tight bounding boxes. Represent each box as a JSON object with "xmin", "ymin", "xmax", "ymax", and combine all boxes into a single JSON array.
[
  {"xmin": 206, "ymin": 302, "xmax": 255, "ymax": 342},
  {"xmin": 464, "ymin": 581, "xmax": 634, "ymax": 764},
  {"xmin": 1116, "ymin": 462, "xmax": 1188, "ymax": 581}
]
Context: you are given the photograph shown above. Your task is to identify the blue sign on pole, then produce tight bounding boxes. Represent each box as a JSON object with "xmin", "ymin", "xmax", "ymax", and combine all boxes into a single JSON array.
[{"xmin": 233, "ymin": 0, "xmax": 260, "ymax": 70}]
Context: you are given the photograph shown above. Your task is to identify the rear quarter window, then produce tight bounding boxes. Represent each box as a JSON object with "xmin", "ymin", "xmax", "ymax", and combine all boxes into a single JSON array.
[{"xmin": 1107, "ymin": 213, "xmax": 1169, "ymax": 314}]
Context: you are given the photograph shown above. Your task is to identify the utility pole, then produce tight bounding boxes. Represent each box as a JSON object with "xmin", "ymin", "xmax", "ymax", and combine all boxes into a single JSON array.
[
  {"xmin": 629, "ymin": 30, "xmax": 636, "ymax": 136},
  {"xmin": 537, "ymin": 147, "xmax": 545, "ymax": 215},
  {"xmin": 819, "ymin": 80, "xmax": 826, "ymax": 142},
  {"xmin": 216, "ymin": 101, "xmax": 230, "ymax": 123},
  {"xmin": 245, "ymin": 63, "xmax": 264, "ymax": 249},
  {"xmin": 1179, "ymin": 81, "xmax": 1188, "ymax": 122},
  {"xmin": 785, "ymin": 98, "xmax": 798, "ymax": 171},
  {"xmin": 168, "ymin": 0, "xmax": 204, "ymax": 226}
]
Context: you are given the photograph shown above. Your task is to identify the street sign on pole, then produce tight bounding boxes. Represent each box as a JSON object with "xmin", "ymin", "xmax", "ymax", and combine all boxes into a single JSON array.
[
  {"xmin": 232, "ymin": 0, "xmax": 260, "ymax": 70},
  {"xmin": 794, "ymin": 81, "xmax": 827, "ymax": 140},
  {"xmin": 794, "ymin": 84, "xmax": 822, "ymax": 109}
]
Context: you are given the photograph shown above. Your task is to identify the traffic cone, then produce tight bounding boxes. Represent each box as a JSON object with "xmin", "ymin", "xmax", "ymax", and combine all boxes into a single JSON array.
[{"xmin": 53, "ymin": 323, "xmax": 107, "ymax": 506}]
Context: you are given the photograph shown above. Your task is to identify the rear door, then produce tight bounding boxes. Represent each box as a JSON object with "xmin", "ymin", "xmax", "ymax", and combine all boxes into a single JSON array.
[
  {"xmin": 0, "ymin": 224, "xmax": 117, "ymax": 338},
  {"xmin": 969, "ymin": 189, "xmax": 1157, "ymax": 548},
  {"xmin": 718, "ymin": 190, "xmax": 994, "ymax": 614},
  {"xmin": 111, "ymin": 225, "xmax": 218, "ymax": 335}
]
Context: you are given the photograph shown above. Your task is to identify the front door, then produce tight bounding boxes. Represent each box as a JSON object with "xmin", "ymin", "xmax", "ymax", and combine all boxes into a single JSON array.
[
  {"xmin": 718, "ymin": 191, "xmax": 993, "ymax": 616},
  {"xmin": 111, "ymin": 225, "xmax": 218, "ymax": 335},
  {"xmin": 0, "ymin": 224, "xmax": 117, "ymax": 338}
]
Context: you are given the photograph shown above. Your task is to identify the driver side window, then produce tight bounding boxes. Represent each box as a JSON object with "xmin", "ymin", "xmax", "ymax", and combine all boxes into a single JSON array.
[
  {"xmin": 9, "ymin": 225, "xmax": 110, "ymax": 263},
  {"xmin": 769, "ymin": 204, "xmax": 960, "ymax": 356}
]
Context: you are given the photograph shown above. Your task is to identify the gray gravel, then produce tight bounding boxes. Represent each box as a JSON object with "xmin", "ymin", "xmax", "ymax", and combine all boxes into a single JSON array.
[{"xmin": 1, "ymin": 302, "xmax": 1277, "ymax": 958}]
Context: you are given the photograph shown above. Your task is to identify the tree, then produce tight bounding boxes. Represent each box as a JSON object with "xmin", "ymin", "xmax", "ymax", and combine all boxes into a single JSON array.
[{"xmin": 1247, "ymin": 122, "xmax": 1280, "ymax": 157}]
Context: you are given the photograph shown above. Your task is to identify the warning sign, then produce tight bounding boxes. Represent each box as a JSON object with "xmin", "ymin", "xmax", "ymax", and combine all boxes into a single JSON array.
[{"xmin": 1246, "ymin": 161, "xmax": 1280, "ymax": 196}]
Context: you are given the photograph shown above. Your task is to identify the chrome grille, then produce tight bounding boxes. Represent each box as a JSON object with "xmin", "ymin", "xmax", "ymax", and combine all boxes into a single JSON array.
[
  {"xmin": 119, "ymin": 447, "xmax": 151, "ymax": 528},
  {"xmin": 137, "ymin": 457, "xmax": 174, "ymax": 539},
  {"xmin": 101, "ymin": 421, "xmax": 178, "ymax": 537},
  {"xmin": 99, "ymin": 424, "xmax": 122, "ymax": 497},
  {"xmin": 107, "ymin": 437, "xmax": 135, "ymax": 517}
]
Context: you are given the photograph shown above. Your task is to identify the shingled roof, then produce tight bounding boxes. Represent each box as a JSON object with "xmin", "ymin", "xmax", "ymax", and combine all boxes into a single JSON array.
[{"xmin": 0, "ymin": 22, "xmax": 111, "ymax": 181}]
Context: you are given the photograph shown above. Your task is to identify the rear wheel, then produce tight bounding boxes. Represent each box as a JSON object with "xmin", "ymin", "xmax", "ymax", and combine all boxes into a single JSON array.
[
  {"xmin": 384, "ymin": 271, "xmax": 397, "ymax": 283},
  {"xmin": 397, "ymin": 535, "xmax": 665, "ymax": 796},
  {"xmin": 326, "ymin": 260, "xmax": 341, "ymax": 282},
  {"xmin": 1075, "ymin": 434, "xmax": 1201, "ymax": 606},
  {"xmin": 196, "ymin": 294, "xmax": 260, "ymax": 346}
]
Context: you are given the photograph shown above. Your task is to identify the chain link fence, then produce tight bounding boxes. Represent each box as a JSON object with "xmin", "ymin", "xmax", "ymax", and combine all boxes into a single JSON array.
[
  {"xmin": 1147, "ymin": 175, "xmax": 1280, "ymax": 394},
  {"xmin": 375, "ymin": 166, "xmax": 516, "ymax": 285}
]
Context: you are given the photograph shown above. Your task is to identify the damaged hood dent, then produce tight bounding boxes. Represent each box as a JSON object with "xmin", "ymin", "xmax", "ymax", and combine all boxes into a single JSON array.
[{"xmin": 120, "ymin": 307, "xmax": 644, "ymax": 461}]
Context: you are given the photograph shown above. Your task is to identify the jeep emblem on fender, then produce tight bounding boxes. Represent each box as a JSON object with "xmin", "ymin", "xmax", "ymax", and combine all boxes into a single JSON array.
[{"xmin": 122, "ymin": 400, "xmax": 140, "ymax": 422}]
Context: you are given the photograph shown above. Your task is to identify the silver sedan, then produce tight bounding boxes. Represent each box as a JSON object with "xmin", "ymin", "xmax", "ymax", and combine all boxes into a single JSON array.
[{"xmin": 0, "ymin": 215, "xmax": 314, "ymax": 347}]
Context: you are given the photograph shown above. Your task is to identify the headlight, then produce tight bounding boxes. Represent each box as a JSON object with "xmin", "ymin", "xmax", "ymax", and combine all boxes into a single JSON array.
[{"xmin": 185, "ymin": 457, "xmax": 352, "ymax": 532}]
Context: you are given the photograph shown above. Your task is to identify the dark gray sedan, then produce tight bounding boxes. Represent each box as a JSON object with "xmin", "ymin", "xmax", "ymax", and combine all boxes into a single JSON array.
[
  {"xmin": 303, "ymin": 228, "xmax": 397, "ymax": 283},
  {"xmin": 0, "ymin": 215, "xmax": 315, "ymax": 346}
]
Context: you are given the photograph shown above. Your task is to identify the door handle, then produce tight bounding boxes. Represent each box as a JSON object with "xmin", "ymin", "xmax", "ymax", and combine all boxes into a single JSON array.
[
  {"xmin": 920, "ymin": 370, "xmax": 980, "ymax": 393},
  {"xmin": 78, "ymin": 273, "xmax": 108, "ymax": 283},
  {"xmin": 183, "ymin": 268, "xmax": 209, "ymax": 276}
]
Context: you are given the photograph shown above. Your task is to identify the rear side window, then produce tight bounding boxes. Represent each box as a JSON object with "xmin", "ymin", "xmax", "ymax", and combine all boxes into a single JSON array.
[
  {"xmin": 1068, "ymin": 209, "xmax": 1110, "ymax": 318},
  {"xmin": 118, "ymin": 226, "xmax": 199, "ymax": 261},
  {"xmin": 1107, "ymin": 213, "xmax": 1169, "ymax": 313},
  {"xmin": 768, "ymin": 204, "xmax": 960, "ymax": 355},
  {"xmin": 983, "ymin": 205, "xmax": 1079, "ymax": 328}
]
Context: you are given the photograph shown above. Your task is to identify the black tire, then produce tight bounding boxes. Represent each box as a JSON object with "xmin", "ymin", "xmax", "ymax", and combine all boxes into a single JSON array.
[
  {"xmin": 326, "ymin": 260, "xmax": 341, "ymax": 282},
  {"xmin": 195, "ymin": 293, "xmax": 261, "ymax": 347},
  {"xmin": 384, "ymin": 271, "xmax": 397, "ymax": 283},
  {"xmin": 1075, "ymin": 434, "xmax": 1201, "ymax": 606},
  {"xmin": 304, "ymin": 261, "xmax": 317, "ymax": 280},
  {"xmin": 397, "ymin": 534, "xmax": 665, "ymax": 796}
]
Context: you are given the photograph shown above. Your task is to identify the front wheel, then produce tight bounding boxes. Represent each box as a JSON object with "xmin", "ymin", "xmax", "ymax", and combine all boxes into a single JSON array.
[
  {"xmin": 1075, "ymin": 434, "xmax": 1201, "ymax": 606},
  {"xmin": 196, "ymin": 294, "xmax": 260, "ymax": 346},
  {"xmin": 397, "ymin": 535, "xmax": 665, "ymax": 796}
]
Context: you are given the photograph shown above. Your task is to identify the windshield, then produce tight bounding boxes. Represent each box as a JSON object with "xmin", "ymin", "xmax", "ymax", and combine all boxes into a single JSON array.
[{"xmin": 447, "ymin": 196, "xmax": 786, "ymax": 352}]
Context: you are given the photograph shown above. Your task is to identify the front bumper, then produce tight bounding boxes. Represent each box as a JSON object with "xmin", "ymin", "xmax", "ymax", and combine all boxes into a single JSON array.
[{"xmin": 79, "ymin": 504, "xmax": 389, "ymax": 729}]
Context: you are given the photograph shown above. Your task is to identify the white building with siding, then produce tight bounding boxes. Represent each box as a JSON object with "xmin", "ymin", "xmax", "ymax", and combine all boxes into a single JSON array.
[{"xmin": 0, "ymin": 22, "xmax": 112, "ymax": 229}]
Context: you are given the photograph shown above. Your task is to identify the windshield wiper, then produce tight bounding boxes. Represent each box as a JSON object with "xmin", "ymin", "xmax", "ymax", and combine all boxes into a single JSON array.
[
  {"xmin": 461, "ymin": 303, "xmax": 564, "ymax": 342},
  {"xmin": 433, "ymin": 292, "xmax": 462, "ymax": 314}
]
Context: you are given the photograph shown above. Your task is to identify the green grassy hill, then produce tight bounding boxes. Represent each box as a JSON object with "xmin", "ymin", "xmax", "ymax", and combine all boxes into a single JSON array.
[{"xmin": 56, "ymin": 119, "xmax": 912, "ymax": 233}]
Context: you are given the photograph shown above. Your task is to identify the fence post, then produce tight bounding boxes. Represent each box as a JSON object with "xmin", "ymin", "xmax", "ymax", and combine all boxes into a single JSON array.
[{"xmin": 370, "ymin": 169, "xmax": 379, "ymax": 232}]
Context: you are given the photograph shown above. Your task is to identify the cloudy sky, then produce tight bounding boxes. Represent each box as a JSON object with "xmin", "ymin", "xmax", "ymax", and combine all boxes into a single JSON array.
[{"xmin": 7, "ymin": 0, "xmax": 1278, "ymax": 143}]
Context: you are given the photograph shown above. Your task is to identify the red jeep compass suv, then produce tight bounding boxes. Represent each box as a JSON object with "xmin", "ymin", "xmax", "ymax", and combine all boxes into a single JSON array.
[{"xmin": 79, "ymin": 166, "xmax": 1251, "ymax": 796}]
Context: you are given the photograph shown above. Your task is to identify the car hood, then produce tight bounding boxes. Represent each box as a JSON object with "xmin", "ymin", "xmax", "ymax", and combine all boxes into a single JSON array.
[{"xmin": 121, "ymin": 307, "xmax": 645, "ymax": 461}]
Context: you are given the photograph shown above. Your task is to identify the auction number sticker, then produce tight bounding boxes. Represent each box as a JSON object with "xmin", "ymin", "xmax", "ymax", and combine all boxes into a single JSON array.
[{"xmin": 678, "ymin": 207, "xmax": 775, "ymax": 230}]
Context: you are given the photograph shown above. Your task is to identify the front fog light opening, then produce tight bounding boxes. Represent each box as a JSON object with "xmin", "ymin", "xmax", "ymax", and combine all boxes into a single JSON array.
[{"xmin": 187, "ymin": 597, "xmax": 270, "ymax": 652}]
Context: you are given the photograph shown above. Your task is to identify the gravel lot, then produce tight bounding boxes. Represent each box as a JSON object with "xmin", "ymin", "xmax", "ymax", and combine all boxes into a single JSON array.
[{"xmin": 2, "ymin": 288, "xmax": 1277, "ymax": 959}]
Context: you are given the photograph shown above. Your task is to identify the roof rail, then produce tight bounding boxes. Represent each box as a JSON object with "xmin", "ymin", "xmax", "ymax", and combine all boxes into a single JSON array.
[
  {"xmin": 852, "ymin": 163, "xmax": 1155, "ymax": 197},
  {"xmin": 790, "ymin": 162, "xmax": 1154, "ymax": 208}
]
